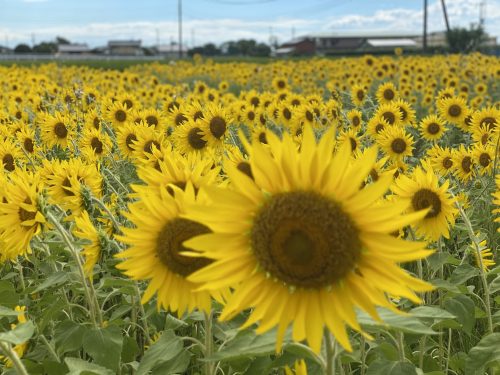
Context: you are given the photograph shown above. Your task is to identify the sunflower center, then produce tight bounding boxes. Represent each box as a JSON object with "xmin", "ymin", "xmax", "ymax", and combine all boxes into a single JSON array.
[
  {"xmin": 352, "ymin": 116, "xmax": 360, "ymax": 127},
  {"xmin": 481, "ymin": 117, "xmax": 496, "ymax": 129},
  {"xmin": 156, "ymin": 218, "xmax": 212, "ymax": 277},
  {"xmin": 399, "ymin": 107, "xmax": 408, "ymax": 121},
  {"xmin": 349, "ymin": 138, "xmax": 357, "ymax": 151},
  {"xmin": 305, "ymin": 111, "xmax": 313, "ymax": 122},
  {"xmin": 143, "ymin": 140, "xmax": 161, "ymax": 154},
  {"xmin": 209, "ymin": 116, "xmax": 227, "ymax": 139},
  {"xmin": 277, "ymin": 80, "xmax": 286, "ymax": 89},
  {"xmin": 247, "ymin": 111, "xmax": 255, "ymax": 121},
  {"xmin": 93, "ymin": 117, "xmax": 101, "ymax": 129},
  {"xmin": 146, "ymin": 115, "xmax": 159, "ymax": 127},
  {"xmin": 62, "ymin": 177, "xmax": 76, "ymax": 196},
  {"xmin": 375, "ymin": 124, "xmax": 385, "ymax": 133},
  {"xmin": 3, "ymin": 154, "xmax": 15, "ymax": 172},
  {"xmin": 382, "ymin": 111, "xmax": 396, "ymax": 125},
  {"xmin": 91, "ymin": 137, "xmax": 103, "ymax": 154},
  {"xmin": 427, "ymin": 123, "xmax": 440, "ymax": 135},
  {"xmin": 411, "ymin": 188, "xmax": 441, "ymax": 219},
  {"xmin": 236, "ymin": 161, "xmax": 253, "ymax": 179},
  {"xmin": 54, "ymin": 122, "xmax": 68, "ymax": 139},
  {"xmin": 481, "ymin": 134, "xmax": 489, "ymax": 145},
  {"xmin": 174, "ymin": 114, "xmax": 186, "ymax": 126},
  {"xmin": 115, "ymin": 110, "xmax": 126, "ymax": 122},
  {"xmin": 188, "ymin": 127, "xmax": 207, "ymax": 149},
  {"xmin": 443, "ymin": 157, "xmax": 453, "ymax": 169},
  {"xmin": 250, "ymin": 191, "xmax": 361, "ymax": 288},
  {"xmin": 479, "ymin": 153, "xmax": 491, "ymax": 167},
  {"xmin": 383, "ymin": 89, "xmax": 395, "ymax": 101},
  {"xmin": 462, "ymin": 156, "xmax": 472, "ymax": 173},
  {"xmin": 448, "ymin": 104, "xmax": 461, "ymax": 117},
  {"xmin": 391, "ymin": 138, "xmax": 407, "ymax": 154},
  {"xmin": 125, "ymin": 134, "xmax": 137, "ymax": 150},
  {"xmin": 258, "ymin": 132, "xmax": 267, "ymax": 144},
  {"xmin": 356, "ymin": 90, "xmax": 364, "ymax": 101},
  {"xmin": 193, "ymin": 111, "xmax": 203, "ymax": 121},
  {"xmin": 18, "ymin": 198, "xmax": 36, "ymax": 223},
  {"xmin": 23, "ymin": 138, "xmax": 34, "ymax": 153}
]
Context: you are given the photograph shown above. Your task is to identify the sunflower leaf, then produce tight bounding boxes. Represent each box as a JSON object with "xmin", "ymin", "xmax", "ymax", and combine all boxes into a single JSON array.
[
  {"xmin": 366, "ymin": 359, "xmax": 418, "ymax": 375},
  {"xmin": 464, "ymin": 333, "xmax": 500, "ymax": 374}
]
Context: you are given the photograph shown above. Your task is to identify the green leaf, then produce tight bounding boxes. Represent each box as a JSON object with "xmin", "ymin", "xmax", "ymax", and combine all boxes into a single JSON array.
[
  {"xmin": 366, "ymin": 359, "xmax": 417, "ymax": 375},
  {"xmin": 164, "ymin": 314, "xmax": 188, "ymax": 330},
  {"xmin": 0, "ymin": 306, "xmax": 20, "ymax": 317},
  {"xmin": 429, "ymin": 279, "xmax": 462, "ymax": 293},
  {"xmin": 206, "ymin": 329, "xmax": 281, "ymax": 361},
  {"xmin": 82, "ymin": 325, "xmax": 123, "ymax": 372},
  {"xmin": 409, "ymin": 306, "xmax": 456, "ymax": 320},
  {"xmin": 449, "ymin": 264, "xmax": 479, "ymax": 285},
  {"xmin": 0, "ymin": 321, "xmax": 34, "ymax": 345},
  {"xmin": 465, "ymin": 333, "xmax": 500, "ymax": 374},
  {"xmin": 358, "ymin": 308, "xmax": 437, "ymax": 335},
  {"xmin": 443, "ymin": 295, "xmax": 475, "ymax": 335},
  {"xmin": 121, "ymin": 335, "xmax": 140, "ymax": 364},
  {"xmin": 490, "ymin": 275, "xmax": 500, "ymax": 294},
  {"xmin": 64, "ymin": 357, "xmax": 115, "ymax": 375},
  {"xmin": 32, "ymin": 271, "xmax": 69, "ymax": 293},
  {"xmin": 427, "ymin": 252, "xmax": 460, "ymax": 272},
  {"xmin": 54, "ymin": 321, "xmax": 87, "ymax": 356},
  {"xmin": 136, "ymin": 330, "xmax": 184, "ymax": 375},
  {"xmin": 151, "ymin": 350, "xmax": 191, "ymax": 374},
  {"xmin": 0, "ymin": 281, "xmax": 19, "ymax": 308}
]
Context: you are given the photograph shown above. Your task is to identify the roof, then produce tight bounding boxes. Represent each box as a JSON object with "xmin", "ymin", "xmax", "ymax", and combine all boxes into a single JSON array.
[
  {"xmin": 307, "ymin": 31, "xmax": 420, "ymax": 39},
  {"xmin": 58, "ymin": 43, "xmax": 90, "ymax": 53},
  {"xmin": 156, "ymin": 44, "xmax": 188, "ymax": 53},
  {"xmin": 333, "ymin": 38, "xmax": 364, "ymax": 49},
  {"xmin": 275, "ymin": 47, "xmax": 296, "ymax": 54},
  {"xmin": 366, "ymin": 38, "xmax": 418, "ymax": 47},
  {"xmin": 108, "ymin": 40, "xmax": 142, "ymax": 47}
]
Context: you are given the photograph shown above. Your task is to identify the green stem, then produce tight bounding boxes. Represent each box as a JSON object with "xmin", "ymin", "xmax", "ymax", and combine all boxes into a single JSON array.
[
  {"xmin": 324, "ymin": 330, "xmax": 336, "ymax": 375},
  {"xmin": 204, "ymin": 311, "xmax": 215, "ymax": 375},
  {"xmin": 90, "ymin": 196, "xmax": 122, "ymax": 234},
  {"xmin": 396, "ymin": 332, "xmax": 406, "ymax": 362},
  {"xmin": 456, "ymin": 203, "xmax": 494, "ymax": 334},
  {"xmin": 47, "ymin": 212, "xmax": 103, "ymax": 328},
  {"xmin": 0, "ymin": 341, "xmax": 29, "ymax": 375},
  {"xmin": 39, "ymin": 334, "xmax": 59, "ymax": 363},
  {"xmin": 445, "ymin": 329, "xmax": 452, "ymax": 374},
  {"xmin": 15, "ymin": 261, "xmax": 25, "ymax": 292},
  {"xmin": 134, "ymin": 282, "xmax": 152, "ymax": 346},
  {"xmin": 359, "ymin": 336, "xmax": 367, "ymax": 375},
  {"xmin": 418, "ymin": 335, "xmax": 427, "ymax": 370}
]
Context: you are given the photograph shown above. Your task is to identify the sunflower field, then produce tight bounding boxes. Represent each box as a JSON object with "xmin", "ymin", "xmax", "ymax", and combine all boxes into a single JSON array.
[{"xmin": 0, "ymin": 52, "xmax": 499, "ymax": 375}]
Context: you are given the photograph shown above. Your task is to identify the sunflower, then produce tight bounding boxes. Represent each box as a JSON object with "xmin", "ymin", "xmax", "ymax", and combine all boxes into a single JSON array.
[
  {"xmin": 366, "ymin": 116, "xmax": 390, "ymax": 138},
  {"xmin": 337, "ymin": 128, "xmax": 362, "ymax": 153},
  {"xmin": 374, "ymin": 103, "xmax": 403, "ymax": 127},
  {"xmin": 16, "ymin": 126, "xmax": 39, "ymax": 159},
  {"xmin": 173, "ymin": 120, "xmax": 209, "ymax": 155},
  {"xmin": 346, "ymin": 109, "xmax": 363, "ymax": 130},
  {"xmin": 392, "ymin": 166, "xmax": 457, "ymax": 240},
  {"xmin": 394, "ymin": 99, "xmax": 416, "ymax": 126},
  {"xmin": 73, "ymin": 211, "xmax": 102, "ymax": 280},
  {"xmin": 419, "ymin": 114, "xmax": 446, "ymax": 141},
  {"xmin": 0, "ymin": 171, "xmax": 45, "ymax": 261},
  {"xmin": 471, "ymin": 237, "xmax": 495, "ymax": 272},
  {"xmin": 40, "ymin": 112, "xmax": 73, "ymax": 149},
  {"xmin": 470, "ymin": 106, "xmax": 499, "ymax": 131},
  {"xmin": 0, "ymin": 306, "xmax": 29, "ymax": 368},
  {"xmin": 184, "ymin": 126, "xmax": 433, "ymax": 353},
  {"xmin": 79, "ymin": 127, "xmax": 113, "ymax": 162},
  {"xmin": 471, "ymin": 123, "xmax": 495, "ymax": 146},
  {"xmin": 130, "ymin": 123, "xmax": 165, "ymax": 162},
  {"xmin": 427, "ymin": 146, "xmax": 455, "ymax": 177},
  {"xmin": 272, "ymin": 77, "xmax": 288, "ymax": 92},
  {"xmin": 0, "ymin": 139, "xmax": 23, "ymax": 172},
  {"xmin": 199, "ymin": 103, "xmax": 231, "ymax": 147},
  {"xmin": 377, "ymin": 126, "xmax": 414, "ymax": 162},
  {"xmin": 376, "ymin": 82, "xmax": 398, "ymax": 105},
  {"xmin": 452, "ymin": 145, "xmax": 475, "ymax": 182},
  {"xmin": 84, "ymin": 109, "xmax": 103, "ymax": 131},
  {"xmin": 116, "ymin": 122, "xmax": 141, "ymax": 158},
  {"xmin": 472, "ymin": 144, "xmax": 495, "ymax": 176},
  {"xmin": 351, "ymin": 84, "xmax": 366, "ymax": 107},
  {"xmin": 105, "ymin": 101, "xmax": 131, "ymax": 128},
  {"xmin": 115, "ymin": 184, "xmax": 214, "ymax": 316},
  {"xmin": 437, "ymin": 96, "xmax": 469, "ymax": 125},
  {"xmin": 166, "ymin": 105, "xmax": 189, "ymax": 128}
]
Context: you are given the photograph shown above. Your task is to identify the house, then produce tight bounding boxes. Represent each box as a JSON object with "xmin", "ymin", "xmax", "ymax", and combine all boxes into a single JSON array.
[
  {"xmin": 107, "ymin": 40, "xmax": 143, "ymax": 56},
  {"xmin": 278, "ymin": 31, "xmax": 420, "ymax": 56},
  {"xmin": 155, "ymin": 43, "xmax": 188, "ymax": 58},
  {"xmin": 57, "ymin": 43, "xmax": 91, "ymax": 55},
  {"xmin": 0, "ymin": 45, "xmax": 12, "ymax": 54}
]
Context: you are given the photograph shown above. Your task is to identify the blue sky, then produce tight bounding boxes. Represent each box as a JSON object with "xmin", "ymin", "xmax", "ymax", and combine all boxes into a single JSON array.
[{"xmin": 0, "ymin": 0, "xmax": 498, "ymax": 47}]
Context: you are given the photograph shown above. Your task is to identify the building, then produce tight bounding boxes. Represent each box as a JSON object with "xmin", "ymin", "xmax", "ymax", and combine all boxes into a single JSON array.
[
  {"xmin": 0, "ymin": 45, "xmax": 12, "ymax": 54},
  {"xmin": 57, "ymin": 43, "xmax": 91, "ymax": 55},
  {"xmin": 414, "ymin": 30, "xmax": 498, "ymax": 49},
  {"xmin": 155, "ymin": 43, "xmax": 189, "ymax": 58},
  {"xmin": 107, "ymin": 40, "xmax": 143, "ymax": 56},
  {"xmin": 278, "ymin": 31, "xmax": 420, "ymax": 56}
]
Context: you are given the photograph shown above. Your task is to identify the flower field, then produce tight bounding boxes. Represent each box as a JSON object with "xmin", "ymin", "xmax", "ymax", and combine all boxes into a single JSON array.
[{"xmin": 0, "ymin": 53, "xmax": 499, "ymax": 374}]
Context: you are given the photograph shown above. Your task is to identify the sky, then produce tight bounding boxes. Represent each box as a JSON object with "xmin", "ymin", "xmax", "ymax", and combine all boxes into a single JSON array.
[{"xmin": 0, "ymin": 0, "xmax": 498, "ymax": 48}]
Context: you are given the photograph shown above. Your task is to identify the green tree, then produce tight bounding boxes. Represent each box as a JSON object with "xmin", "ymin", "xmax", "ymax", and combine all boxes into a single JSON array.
[
  {"xmin": 446, "ymin": 25, "xmax": 487, "ymax": 53},
  {"xmin": 14, "ymin": 44, "xmax": 32, "ymax": 53}
]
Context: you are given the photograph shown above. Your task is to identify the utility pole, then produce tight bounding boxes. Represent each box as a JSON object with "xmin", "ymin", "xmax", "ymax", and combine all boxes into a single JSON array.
[
  {"xmin": 178, "ymin": 0, "xmax": 183, "ymax": 58},
  {"xmin": 441, "ymin": 0, "xmax": 451, "ymax": 33},
  {"xmin": 156, "ymin": 28, "xmax": 160, "ymax": 47},
  {"xmin": 479, "ymin": 0, "xmax": 486, "ymax": 27},
  {"xmin": 423, "ymin": 0, "xmax": 428, "ymax": 52}
]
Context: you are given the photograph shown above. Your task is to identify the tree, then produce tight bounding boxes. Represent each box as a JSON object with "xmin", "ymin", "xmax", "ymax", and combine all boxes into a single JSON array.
[
  {"xmin": 32, "ymin": 42, "xmax": 57, "ymax": 53},
  {"xmin": 14, "ymin": 44, "xmax": 32, "ymax": 53},
  {"xmin": 188, "ymin": 43, "xmax": 221, "ymax": 57},
  {"xmin": 446, "ymin": 25, "xmax": 487, "ymax": 53},
  {"xmin": 55, "ymin": 36, "xmax": 70, "ymax": 45}
]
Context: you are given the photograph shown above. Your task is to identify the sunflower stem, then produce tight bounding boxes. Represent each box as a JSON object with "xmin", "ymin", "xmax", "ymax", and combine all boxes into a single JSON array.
[
  {"xmin": 15, "ymin": 261, "xmax": 25, "ymax": 292},
  {"xmin": 0, "ymin": 341, "xmax": 29, "ymax": 375},
  {"xmin": 396, "ymin": 332, "xmax": 406, "ymax": 362},
  {"xmin": 324, "ymin": 329, "xmax": 336, "ymax": 375},
  {"xmin": 47, "ymin": 212, "xmax": 103, "ymax": 328},
  {"xmin": 203, "ymin": 311, "xmax": 215, "ymax": 375},
  {"xmin": 133, "ymin": 282, "xmax": 152, "ymax": 346},
  {"xmin": 90, "ymin": 196, "xmax": 122, "ymax": 234},
  {"xmin": 456, "ymin": 203, "xmax": 494, "ymax": 334}
]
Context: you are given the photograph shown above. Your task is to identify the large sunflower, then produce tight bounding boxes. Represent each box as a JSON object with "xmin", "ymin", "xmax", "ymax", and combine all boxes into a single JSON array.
[
  {"xmin": 115, "ymin": 184, "xmax": 214, "ymax": 316},
  {"xmin": 392, "ymin": 165, "xmax": 457, "ymax": 241},
  {"xmin": 183, "ymin": 126, "xmax": 433, "ymax": 353},
  {"xmin": 377, "ymin": 125, "xmax": 414, "ymax": 162},
  {"xmin": 419, "ymin": 114, "xmax": 446, "ymax": 142},
  {"xmin": 437, "ymin": 96, "xmax": 469, "ymax": 126}
]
